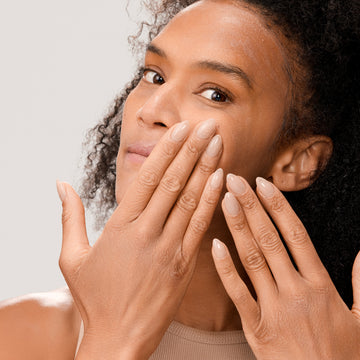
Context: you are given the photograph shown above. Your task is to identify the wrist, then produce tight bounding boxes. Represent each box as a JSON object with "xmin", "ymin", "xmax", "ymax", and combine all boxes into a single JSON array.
[{"xmin": 75, "ymin": 332, "xmax": 149, "ymax": 360}]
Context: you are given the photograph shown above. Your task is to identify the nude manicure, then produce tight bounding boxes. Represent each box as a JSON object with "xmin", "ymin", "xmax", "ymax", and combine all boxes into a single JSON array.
[
  {"xmin": 227, "ymin": 174, "xmax": 246, "ymax": 195},
  {"xmin": 212, "ymin": 238, "xmax": 228, "ymax": 259},
  {"xmin": 206, "ymin": 135, "xmax": 222, "ymax": 157},
  {"xmin": 171, "ymin": 121, "xmax": 190, "ymax": 142},
  {"xmin": 56, "ymin": 180, "xmax": 67, "ymax": 202},
  {"xmin": 210, "ymin": 168, "xmax": 223, "ymax": 189},
  {"xmin": 196, "ymin": 118, "xmax": 216, "ymax": 139},
  {"xmin": 256, "ymin": 177, "xmax": 274, "ymax": 198}
]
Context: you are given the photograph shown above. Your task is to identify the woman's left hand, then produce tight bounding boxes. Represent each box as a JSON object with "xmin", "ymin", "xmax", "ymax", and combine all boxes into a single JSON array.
[{"xmin": 212, "ymin": 175, "xmax": 360, "ymax": 360}]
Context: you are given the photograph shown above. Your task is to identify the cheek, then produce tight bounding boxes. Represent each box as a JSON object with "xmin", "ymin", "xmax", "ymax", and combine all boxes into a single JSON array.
[{"xmin": 218, "ymin": 121, "xmax": 278, "ymax": 185}]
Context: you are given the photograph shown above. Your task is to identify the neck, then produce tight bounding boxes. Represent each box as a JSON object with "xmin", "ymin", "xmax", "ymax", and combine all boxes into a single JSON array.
[{"xmin": 174, "ymin": 214, "xmax": 245, "ymax": 332}]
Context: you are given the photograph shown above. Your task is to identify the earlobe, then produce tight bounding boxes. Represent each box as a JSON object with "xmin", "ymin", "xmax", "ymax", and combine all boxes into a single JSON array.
[{"xmin": 268, "ymin": 136, "xmax": 333, "ymax": 192}]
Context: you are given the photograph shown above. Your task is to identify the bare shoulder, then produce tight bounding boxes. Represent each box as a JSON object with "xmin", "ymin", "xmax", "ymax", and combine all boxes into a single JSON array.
[{"xmin": 0, "ymin": 287, "xmax": 81, "ymax": 360}]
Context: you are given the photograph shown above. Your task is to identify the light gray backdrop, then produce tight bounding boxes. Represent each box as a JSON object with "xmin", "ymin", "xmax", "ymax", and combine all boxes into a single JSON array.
[{"xmin": 0, "ymin": 0, "xmax": 143, "ymax": 300}]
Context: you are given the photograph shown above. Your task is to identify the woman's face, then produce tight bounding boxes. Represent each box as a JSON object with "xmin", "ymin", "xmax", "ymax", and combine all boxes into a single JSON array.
[{"xmin": 115, "ymin": 0, "xmax": 290, "ymax": 203}]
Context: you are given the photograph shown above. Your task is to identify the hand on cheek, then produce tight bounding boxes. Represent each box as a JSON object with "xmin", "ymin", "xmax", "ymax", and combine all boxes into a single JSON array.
[
  {"xmin": 212, "ymin": 175, "xmax": 360, "ymax": 360},
  {"xmin": 57, "ymin": 119, "xmax": 224, "ymax": 359}
]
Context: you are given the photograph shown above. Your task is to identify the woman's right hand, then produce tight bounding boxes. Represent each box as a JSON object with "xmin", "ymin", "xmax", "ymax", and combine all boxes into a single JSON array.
[{"xmin": 56, "ymin": 119, "xmax": 223, "ymax": 359}]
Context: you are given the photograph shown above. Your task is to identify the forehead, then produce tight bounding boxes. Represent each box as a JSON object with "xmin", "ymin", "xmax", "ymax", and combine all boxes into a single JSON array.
[{"xmin": 153, "ymin": 0, "xmax": 289, "ymax": 93}]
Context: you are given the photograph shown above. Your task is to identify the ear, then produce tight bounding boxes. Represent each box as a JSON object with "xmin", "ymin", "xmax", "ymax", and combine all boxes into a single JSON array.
[{"xmin": 267, "ymin": 136, "xmax": 333, "ymax": 192}]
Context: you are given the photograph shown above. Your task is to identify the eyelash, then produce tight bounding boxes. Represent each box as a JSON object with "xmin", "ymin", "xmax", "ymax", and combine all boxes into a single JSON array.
[{"xmin": 141, "ymin": 67, "xmax": 232, "ymax": 103}]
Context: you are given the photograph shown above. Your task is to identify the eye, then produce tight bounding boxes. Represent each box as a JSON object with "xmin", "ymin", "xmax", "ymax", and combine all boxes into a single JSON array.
[
  {"xmin": 200, "ymin": 89, "xmax": 228, "ymax": 103},
  {"xmin": 143, "ymin": 69, "xmax": 165, "ymax": 85}
]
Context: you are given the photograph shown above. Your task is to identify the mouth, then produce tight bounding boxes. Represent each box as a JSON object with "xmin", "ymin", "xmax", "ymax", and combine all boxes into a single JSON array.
[{"xmin": 126, "ymin": 143, "xmax": 156, "ymax": 164}]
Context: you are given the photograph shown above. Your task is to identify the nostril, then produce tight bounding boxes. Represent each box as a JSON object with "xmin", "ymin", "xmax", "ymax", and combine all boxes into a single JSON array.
[{"xmin": 155, "ymin": 122, "xmax": 167, "ymax": 127}]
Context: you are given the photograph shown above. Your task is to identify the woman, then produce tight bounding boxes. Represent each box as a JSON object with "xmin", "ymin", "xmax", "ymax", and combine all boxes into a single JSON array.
[{"xmin": 1, "ymin": 0, "xmax": 359, "ymax": 359}]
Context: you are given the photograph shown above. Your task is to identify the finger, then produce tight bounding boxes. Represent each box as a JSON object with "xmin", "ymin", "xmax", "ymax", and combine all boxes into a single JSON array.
[
  {"xmin": 114, "ymin": 120, "xmax": 191, "ymax": 222},
  {"xmin": 212, "ymin": 238, "xmax": 259, "ymax": 331},
  {"xmin": 227, "ymin": 175, "xmax": 300, "ymax": 288},
  {"xmin": 222, "ymin": 192, "xmax": 277, "ymax": 298},
  {"xmin": 163, "ymin": 135, "xmax": 222, "ymax": 240},
  {"xmin": 255, "ymin": 177, "xmax": 327, "ymax": 281},
  {"xmin": 351, "ymin": 251, "xmax": 360, "ymax": 320},
  {"xmin": 56, "ymin": 181, "xmax": 90, "ymax": 274},
  {"xmin": 141, "ymin": 119, "xmax": 217, "ymax": 229},
  {"xmin": 170, "ymin": 168, "xmax": 223, "ymax": 258}
]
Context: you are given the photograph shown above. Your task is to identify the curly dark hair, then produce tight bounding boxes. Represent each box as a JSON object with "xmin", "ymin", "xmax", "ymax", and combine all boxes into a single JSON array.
[{"xmin": 80, "ymin": 0, "xmax": 360, "ymax": 307}]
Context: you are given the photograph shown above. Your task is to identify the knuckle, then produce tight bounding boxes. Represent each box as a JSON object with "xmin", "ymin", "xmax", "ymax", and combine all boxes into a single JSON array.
[
  {"xmin": 161, "ymin": 140, "xmax": 177, "ymax": 158},
  {"xmin": 268, "ymin": 193, "xmax": 287, "ymax": 213},
  {"xmin": 287, "ymin": 223, "xmax": 309, "ymax": 249},
  {"xmin": 61, "ymin": 209, "xmax": 72, "ymax": 226},
  {"xmin": 253, "ymin": 322, "xmax": 276, "ymax": 345},
  {"xmin": 197, "ymin": 161, "xmax": 214, "ymax": 175},
  {"xmin": 257, "ymin": 227, "xmax": 282, "ymax": 254},
  {"xmin": 188, "ymin": 218, "xmax": 209, "ymax": 235},
  {"xmin": 232, "ymin": 288, "xmax": 249, "ymax": 305},
  {"xmin": 219, "ymin": 261, "xmax": 235, "ymax": 278},
  {"xmin": 230, "ymin": 212, "xmax": 247, "ymax": 232},
  {"xmin": 185, "ymin": 138, "xmax": 200, "ymax": 156},
  {"xmin": 58, "ymin": 254, "xmax": 72, "ymax": 276},
  {"xmin": 138, "ymin": 168, "xmax": 159, "ymax": 188},
  {"xmin": 170, "ymin": 252, "xmax": 190, "ymax": 280},
  {"xmin": 202, "ymin": 189, "xmax": 219, "ymax": 206},
  {"xmin": 176, "ymin": 191, "xmax": 198, "ymax": 212},
  {"xmin": 134, "ymin": 223, "xmax": 153, "ymax": 243},
  {"xmin": 160, "ymin": 173, "xmax": 182, "ymax": 194},
  {"xmin": 243, "ymin": 249, "xmax": 267, "ymax": 272},
  {"xmin": 240, "ymin": 192, "xmax": 257, "ymax": 211}
]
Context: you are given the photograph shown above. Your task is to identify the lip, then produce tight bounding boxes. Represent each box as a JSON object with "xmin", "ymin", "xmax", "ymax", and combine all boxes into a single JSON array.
[
  {"xmin": 127, "ymin": 143, "xmax": 156, "ymax": 157},
  {"xmin": 126, "ymin": 143, "xmax": 157, "ymax": 164}
]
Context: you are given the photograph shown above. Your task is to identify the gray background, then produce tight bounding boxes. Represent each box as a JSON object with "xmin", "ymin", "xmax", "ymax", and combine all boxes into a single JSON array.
[{"xmin": 0, "ymin": 0, "xmax": 143, "ymax": 300}]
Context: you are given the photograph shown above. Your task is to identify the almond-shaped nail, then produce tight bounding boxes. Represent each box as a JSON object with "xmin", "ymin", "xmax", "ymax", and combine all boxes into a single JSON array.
[
  {"xmin": 210, "ymin": 168, "xmax": 223, "ymax": 189},
  {"xmin": 224, "ymin": 192, "xmax": 240, "ymax": 216},
  {"xmin": 171, "ymin": 121, "xmax": 190, "ymax": 142},
  {"xmin": 206, "ymin": 135, "xmax": 222, "ymax": 157},
  {"xmin": 56, "ymin": 180, "xmax": 67, "ymax": 202},
  {"xmin": 227, "ymin": 174, "xmax": 246, "ymax": 195},
  {"xmin": 256, "ymin": 177, "xmax": 274, "ymax": 198},
  {"xmin": 196, "ymin": 118, "xmax": 216, "ymax": 139},
  {"xmin": 212, "ymin": 238, "xmax": 228, "ymax": 259}
]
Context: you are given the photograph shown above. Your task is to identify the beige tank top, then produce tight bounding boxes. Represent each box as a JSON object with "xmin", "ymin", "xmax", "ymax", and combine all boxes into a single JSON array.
[{"xmin": 76, "ymin": 321, "xmax": 255, "ymax": 359}]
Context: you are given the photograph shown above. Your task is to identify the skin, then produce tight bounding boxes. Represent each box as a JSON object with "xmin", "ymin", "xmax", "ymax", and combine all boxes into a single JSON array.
[{"xmin": 0, "ymin": 1, "xmax": 359, "ymax": 359}]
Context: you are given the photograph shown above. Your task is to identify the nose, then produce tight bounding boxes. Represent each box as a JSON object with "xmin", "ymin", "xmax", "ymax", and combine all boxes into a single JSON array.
[{"xmin": 136, "ymin": 83, "xmax": 182, "ymax": 129}]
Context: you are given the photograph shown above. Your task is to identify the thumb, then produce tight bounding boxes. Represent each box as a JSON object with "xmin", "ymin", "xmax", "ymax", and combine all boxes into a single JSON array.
[
  {"xmin": 351, "ymin": 250, "xmax": 360, "ymax": 320},
  {"xmin": 56, "ymin": 180, "xmax": 90, "ymax": 274}
]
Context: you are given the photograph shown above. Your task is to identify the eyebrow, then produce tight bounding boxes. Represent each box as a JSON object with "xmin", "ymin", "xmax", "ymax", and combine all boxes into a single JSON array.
[
  {"xmin": 146, "ymin": 43, "xmax": 253, "ymax": 89},
  {"xmin": 196, "ymin": 61, "xmax": 253, "ymax": 89},
  {"xmin": 147, "ymin": 44, "xmax": 167, "ymax": 58}
]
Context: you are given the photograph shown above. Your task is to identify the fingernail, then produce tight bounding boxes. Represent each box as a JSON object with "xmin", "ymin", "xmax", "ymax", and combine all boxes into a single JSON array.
[
  {"xmin": 196, "ymin": 118, "xmax": 216, "ymax": 139},
  {"xmin": 206, "ymin": 135, "xmax": 222, "ymax": 157},
  {"xmin": 212, "ymin": 238, "xmax": 228, "ymax": 259},
  {"xmin": 56, "ymin": 180, "xmax": 67, "ymax": 202},
  {"xmin": 210, "ymin": 168, "xmax": 223, "ymax": 189},
  {"xmin": 227, "ymin": 174, "xmax": 246, "ymax": 195},
  {"xmin": 256, "ymin": 177, "xmax": 274, "ymax": 198},
  {"xmin": 171, "ymin": 121, "xmax": 190, "ymax": 142},
  {"xmin": 224, "ymin": 192, "xmax": 240, "ymax": 216}
]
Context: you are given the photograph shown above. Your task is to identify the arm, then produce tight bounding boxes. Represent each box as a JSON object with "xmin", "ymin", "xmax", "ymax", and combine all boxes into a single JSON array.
[{"xmin": 0, "ymin": 288, "xmax": 81, "ymax": 360}]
